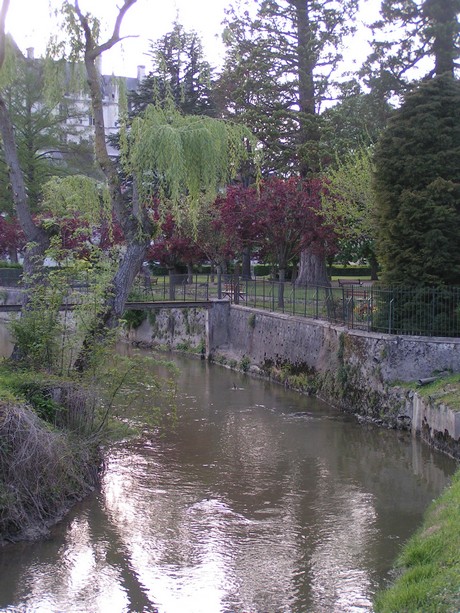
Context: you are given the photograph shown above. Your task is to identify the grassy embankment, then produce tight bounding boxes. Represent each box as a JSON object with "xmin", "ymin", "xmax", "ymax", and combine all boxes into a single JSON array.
[
  {"xmin": 0, "ymin": 347, "xmax": 177, "ymax": 544},
  {"xmin": 0, "ymin": 364, "xmax": 101, "ymax": 543},
  {"xmin": 375, "ymin": 374, "xmax": 460, "ymax": 612}
]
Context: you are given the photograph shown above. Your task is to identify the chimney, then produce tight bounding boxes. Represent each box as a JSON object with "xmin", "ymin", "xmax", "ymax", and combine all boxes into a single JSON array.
[
  {"xmin": 137, "ymin": 65, "xmax": 146, "ymax": 82},
  {"xmin": 26, "ymin": 47, "xmax": 34, "ymax": 60}
]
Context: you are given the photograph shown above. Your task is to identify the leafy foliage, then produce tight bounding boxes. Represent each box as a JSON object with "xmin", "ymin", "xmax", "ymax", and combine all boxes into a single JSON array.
[
  {"xmin": 321, "ymin": 89, "xmax": 393, "ymax": 159},
  {"xmin": 217, "ymin": 0, "xmax": 359, "ymax": 176},
  {"xmin": 148, "ymin": 212, "xmax": 205, "ymax": 271},
  {"xmin": 323, "ymin": 148, "xmax": 379, "ymax": 275},
  {"xmin": 128, "ymin": 104, "xmax": 254, "ymax": 220},
  {"xmin": 0, "ymin": 41, "xmax": 95, "ymax": 215},
  {"xmin": 0, "ymin": 216, "xmax": 23, "ymax": 259},
  {"xmin": 217, "ymin": 177, "xmax": 337, "ymax": 275},
  {"xmin": 374, "ymin": 74, "xmax": 460, "ymax": 286}
]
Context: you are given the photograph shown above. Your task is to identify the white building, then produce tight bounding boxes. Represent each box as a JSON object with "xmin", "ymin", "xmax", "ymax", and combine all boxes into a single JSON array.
[{"xmin": 26, "ymin": 47, "xmax": 146, "ymax": 158}]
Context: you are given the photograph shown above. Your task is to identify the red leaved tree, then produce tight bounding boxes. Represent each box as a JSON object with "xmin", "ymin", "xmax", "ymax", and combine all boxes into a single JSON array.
[
  {"xmin": 218, "ymin": 177, "xmax": 337, "ymax": 306},
  {"xmin": 0, "ymin": 216, "xmax": 24, "ymax": 261},
  {"xmin": 148, "ymin": 213, "xmax": 205, "ymax": 298},
  {"xmin": 217, "ymin": 184, "xmax": 261, "ymax": 279}
]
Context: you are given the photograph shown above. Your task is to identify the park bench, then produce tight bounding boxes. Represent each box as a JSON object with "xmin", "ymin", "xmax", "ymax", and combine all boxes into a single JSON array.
[
  {"xmin": 338, "ymin": 279, "xmax": 363, "ymax": 287},
  {"xmin": 223, "ymin": 283, "xmax": 246, "ymax": 301},
  {"xmin": 338, "ymin": 279, "xmax": 372, "ymax": 316}
]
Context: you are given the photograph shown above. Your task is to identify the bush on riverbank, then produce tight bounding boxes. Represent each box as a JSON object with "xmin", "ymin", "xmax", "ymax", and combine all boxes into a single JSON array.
[
  {"xmin": 0, "ymin": 400, "xmax": 100, "ymax": 543},
  {"xmin": 375, "ymin": 467, "xmax": 460, "ymax": 613}
]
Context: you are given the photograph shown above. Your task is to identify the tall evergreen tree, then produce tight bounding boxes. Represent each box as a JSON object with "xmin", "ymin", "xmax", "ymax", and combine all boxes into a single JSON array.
[
  {"xmin": 129, "ymin": 21, "xmax": 216, "ymax": 117},
  {"xmin": 362, "ymin": 0, "xmax": 460, "ymax": 99},
  {"xmin": 217, "ymin": 0, "xmax": 359, "ymax": 176},
  {"xmin": 374, "ymin": 75, "xmax": 460, "ymax": 286},
  {"xmin": 217, "ymin": 0, "xmax": 358, "ymax": 285}
]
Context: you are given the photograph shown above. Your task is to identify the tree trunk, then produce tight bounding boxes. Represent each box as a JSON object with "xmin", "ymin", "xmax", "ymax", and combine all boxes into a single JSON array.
[
  {"xmin": 168, "ymin": 267, "xmax": 176, "ymax": 301},
  {"xmin": 294, "ymin": 0, "xmax": 321, "ymax": 177},
  {"xmin": 233, "ymin": 262, "xmax": 241, "ymax": 304},
  {"xmin": 242, "ymin": 247, "xmax": 251, "ymax": 280},
  {"xmin": 72, "ymin": 5, "xmax": 153, "ymax": 372},
  {"xmin": 141, "ymin": 262, "xmax": 151, "ymax": 291},
  {"xmin": 424, "ymin": 0, "xmax": 458, "ymax": 76},
  {"xmin": 369, "ymin": 253, "xmax": 379, "ymax": 281},
  {"xmin": 292, "ymin": 1, "xmax": 327, "ymax": 290},
  {"xmin": 187, "ymin": 262, "xmax": 193, "ymax": 284},
  {"xmin": 295, "ymin": 248, "xmax": 330, "ymax": 287},
  {"xmin": 8, "ymin": 248, "xmax": 18, "ymax": 263},
  {"xmin": 0, "ymin": 88, "xmax": 49, "ymax": 318},
  {"xmin": 74, "ymin": 240, "xmax": 148, "ymax": 372}
]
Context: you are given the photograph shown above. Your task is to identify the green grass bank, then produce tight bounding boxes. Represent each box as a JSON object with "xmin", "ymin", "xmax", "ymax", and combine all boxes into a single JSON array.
[
  {"xmin": 374, "ymin": 374, "xmax": 460, "ymax": 612},
  {"xmin": 374, "ymin": 467, "xmax": 460, "ymax": 612}
]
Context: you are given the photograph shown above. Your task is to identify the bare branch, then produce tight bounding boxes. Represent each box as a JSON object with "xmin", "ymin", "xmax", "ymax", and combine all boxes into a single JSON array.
[
  {"xmin": 96, "ymin": 32, "xmax": 138, "ymax": 56},
  {"xmin": 74, "ymin": 0, "xmax": 138, "ymax": 60},
  {"xmin": 73, "ymin": 0, "xmax": 93, "ymax": 53}
]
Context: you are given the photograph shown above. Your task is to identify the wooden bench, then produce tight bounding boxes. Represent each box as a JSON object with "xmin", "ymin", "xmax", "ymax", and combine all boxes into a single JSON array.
[
  {"xmin": 338, "ymin": 280, "xmax": 373, "ymax": 317},
  {"xmin": 223, "ymin": 283, "xmax": 245, "ymax": 300}
]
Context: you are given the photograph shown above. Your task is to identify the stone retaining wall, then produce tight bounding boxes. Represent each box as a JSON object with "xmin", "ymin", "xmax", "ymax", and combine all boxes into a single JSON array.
[{"xmin": 125, "ymin": 301, "xmax": 460, "ymax": 458}]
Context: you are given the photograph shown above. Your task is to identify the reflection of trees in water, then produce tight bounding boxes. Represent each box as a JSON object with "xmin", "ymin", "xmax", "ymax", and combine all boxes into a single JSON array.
[{"xmin": 3, "ymin": 351, "xmax": 455, "ymax": 612}]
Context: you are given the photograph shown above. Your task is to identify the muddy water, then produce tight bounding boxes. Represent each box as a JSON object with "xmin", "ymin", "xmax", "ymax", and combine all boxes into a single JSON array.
[{"xmin": 0, "ymin": 338, "xmax": 457, "ymax": 612}]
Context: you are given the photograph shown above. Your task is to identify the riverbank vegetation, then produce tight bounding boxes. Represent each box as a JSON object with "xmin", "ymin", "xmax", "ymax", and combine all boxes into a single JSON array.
[
  {"xmin": 0, "ymin": 349, "xmax": 178, "ymax": 543},
  {"xmin": 415, "ymin": 375, "xmax": 460, "ymax": 412},
  {"xmin": 0, "ymin": 396, "xmax": 99, "ymax": 543},
  {"xmin": 375, "ymin": 469, "xmax": 460, "ymax": 613},
  {"xmin": 377, "ymin": 371, "xmax": 460, "ymax": 612}
]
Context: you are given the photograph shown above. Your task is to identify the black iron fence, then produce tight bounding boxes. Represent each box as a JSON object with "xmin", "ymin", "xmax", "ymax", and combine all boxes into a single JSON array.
[
  {"xmin": 128, "ymin": 273, "xmax": 460, "ymax": 338},
  {"xmin": 3, "ymin": 269, "xmax": 459, "ymax": 337}
]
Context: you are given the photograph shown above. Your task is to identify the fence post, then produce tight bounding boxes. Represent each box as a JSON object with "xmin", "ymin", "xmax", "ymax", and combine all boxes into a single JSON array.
[
  {"xmin": 388, "ymin": 298, "xmax": 394, "ymax": 334},
  {"xmin": 351, "ymin": 285, "xmax": 354, "ymax": 329},
  {"xmin": 217, "ymin": 265, "xmax": 222, "ymax": 299},
  {"xmin": 234, "ymin": 263, "xmax": 241, "ymax": 304}
]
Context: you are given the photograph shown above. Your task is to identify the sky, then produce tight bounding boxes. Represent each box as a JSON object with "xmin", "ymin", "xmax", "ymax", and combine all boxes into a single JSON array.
[{"xmin": 5, "ymin": 0, "xmax": 382, "ymax": 78}]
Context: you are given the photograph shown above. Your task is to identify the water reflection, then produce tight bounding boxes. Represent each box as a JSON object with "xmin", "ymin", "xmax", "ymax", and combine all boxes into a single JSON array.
[{"xmin": 0, "ymin": 349, "xmax": 457, "ymax": 613}]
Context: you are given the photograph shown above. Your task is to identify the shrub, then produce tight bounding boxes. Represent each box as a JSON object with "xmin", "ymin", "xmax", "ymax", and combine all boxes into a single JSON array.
[{"xmin": 0, "ymin": 401, "xmax": 99, "ymax": 542}]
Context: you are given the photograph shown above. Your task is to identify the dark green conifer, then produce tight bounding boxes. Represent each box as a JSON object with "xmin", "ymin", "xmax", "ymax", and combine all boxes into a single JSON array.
[{"xmin": 374, "ymin": 75, "xmax": 460, "ymax": 286}]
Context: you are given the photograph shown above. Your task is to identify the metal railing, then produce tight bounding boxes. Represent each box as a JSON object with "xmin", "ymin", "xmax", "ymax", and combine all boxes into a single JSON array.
[
  {"xmin": 3, "ymin": 269, "xmax": 460, "ymax": 337},
  {"xmin": 128, "ymin": 273, "xmax": 460, "ymax": 338}
]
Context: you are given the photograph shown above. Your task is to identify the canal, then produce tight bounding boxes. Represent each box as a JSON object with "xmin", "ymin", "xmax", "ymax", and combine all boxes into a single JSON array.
[{"xmin": 0, "ymin": 344, "xmax": 457, "ymax": 612}]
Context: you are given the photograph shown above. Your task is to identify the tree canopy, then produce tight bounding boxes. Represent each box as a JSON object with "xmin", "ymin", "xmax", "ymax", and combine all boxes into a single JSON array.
[
  {"xmin": 374, "ymin": 74, "xmax": 460, "ymax": 286},
  {"xmin": 129, "ymin": 21, "xmax": 216, "ymax": 117},
  {"xmin": 217, "ymin": 0, "xmax": 359, "ymax": 176},
  {"xmin": 362, "ymin": 0, "xmax": 460, "ymax": 99}
]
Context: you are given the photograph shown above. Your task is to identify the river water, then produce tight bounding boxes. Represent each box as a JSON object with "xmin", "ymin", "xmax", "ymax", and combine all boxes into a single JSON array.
[{"xmin": 0, "ymin": 343, "xmax": 457, "ymax": 613}]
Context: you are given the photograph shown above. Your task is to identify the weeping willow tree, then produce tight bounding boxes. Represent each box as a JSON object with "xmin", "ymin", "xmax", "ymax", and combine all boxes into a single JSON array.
[
  {"xmin": 68, "ymin": 0, "xmax": 254, "ymax": 371},
  {"xmin": 128, "ymin": 104, "xmax": 253, "ymax": 219}
]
